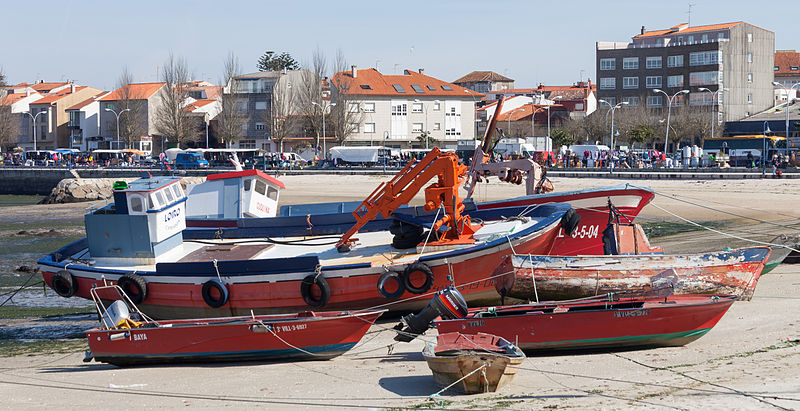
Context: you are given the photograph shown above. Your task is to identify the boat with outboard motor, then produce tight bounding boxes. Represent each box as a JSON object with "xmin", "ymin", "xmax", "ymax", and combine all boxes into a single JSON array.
[
  {"xmin": 84, "ymin": 285, "xmax": 385, "ymax": 366},
  {"xmin": 40, "ymin": 149, "xmax": 575, "ymax": 319}
]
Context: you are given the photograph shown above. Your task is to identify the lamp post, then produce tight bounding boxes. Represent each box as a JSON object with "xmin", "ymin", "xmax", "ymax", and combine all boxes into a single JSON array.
[
  {"xmin": 506, "ymin": 108, "xmax": 524, "ymax": 138},
  {"xmin": 598, "ymin": 99, "xmax": 628, "ymax": 173},
  {"xmin": 383, "ymin": 130, "xmax": 389, "ymax": 173},
  {"xmin": 531, "ymin": 106, "xmax": 547, "ymax": 138},
  {"xmin": 763, "ymin": 121, "xmax": 771, "ymax": 177},
  {"xmin": 698, "ymin": 87, "xmax": 728, "ymax": 140},
  {"xmin": 464, "ymin": 89, "xmax": 479, "ymax": 139},
  {"xmin": 772, "ymin": 81, "xmax": 800, "ymax": 160},
  {"xmin": 311, "ymin": 101, "xmax": 335, "ymax": 158},
  {"xmin": 204, "ymin": 112, "xmax": 210, "ymax": 149},
  {"xmin": 105, "ymin": 107, "xmax": 131, "ymax": 150},
  {"xmin": 24, "ymin": 110, "xmax": 48, "ymax": 151},
  {"xmin": 653, "ymin": 89, "xmax": 689, "ymax": 155},
  {"xmin": 546, "ymin": 95, "xmax": 563, "ymax": 139}
]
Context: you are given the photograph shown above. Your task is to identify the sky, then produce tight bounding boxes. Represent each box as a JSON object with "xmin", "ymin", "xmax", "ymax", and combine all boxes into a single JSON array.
[{"xmin": 1, "ymin": 0, "xmax": 798, "ymax": 91}]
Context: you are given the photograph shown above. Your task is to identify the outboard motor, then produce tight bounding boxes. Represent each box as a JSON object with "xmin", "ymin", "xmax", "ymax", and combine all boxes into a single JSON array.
[{"xmin": 394, "ymin": 286, "xmax": 468, "ymax": 342}]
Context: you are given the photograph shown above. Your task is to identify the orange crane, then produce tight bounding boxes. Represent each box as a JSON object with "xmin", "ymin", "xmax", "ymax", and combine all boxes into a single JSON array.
[{"xmin": 336, "ymin": 147, "xmax": 478, "ymax": 252}]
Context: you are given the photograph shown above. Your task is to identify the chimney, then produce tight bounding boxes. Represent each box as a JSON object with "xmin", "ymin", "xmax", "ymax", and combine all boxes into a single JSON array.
[
  {"xmin": 418, "ymin": 68, "xmax": 424, "ymax": 74},
  {"xmin": 351, "ymin": 65, "xmax": 357, "ymax": 78},
  {"xmin": 70, "ymin": 83, "xmax": 75, "ymax": 93},
  {"xmin": 26, "ymin": 89, "xmax": 30, "ymax": 97},
  {"xmin": 641, "ymin": 26, "xmax": 646, "ymax": 35}
]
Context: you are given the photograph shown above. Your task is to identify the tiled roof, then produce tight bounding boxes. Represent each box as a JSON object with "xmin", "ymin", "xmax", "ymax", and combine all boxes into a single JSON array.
[
  {"xmin": 99, "ymin": 82, "xmax": 166, "ymax": 101},
  {"xmin": 495, "ymin": 103, "xmax": 565, "ymax": 122},
  {"xmin": 66, "ymin": 92, "xmax": 107, "ymax": 111},
  {"xmin": 29, "ymin": 86, "xmax": 88, "ymax": 105},
  {"xmin": 775, "ymin": 51, "xmax": 800, "ymax": 78},
  {"xmin": 453, "ymin": 71, "xmax": 514, "ymax": 84},
  {"xmin": 0, "ymin": 92, "xmax": 38, "ymax": 106},
  {"xmin": 331, "ymin": 68, "xmax": 482, "ymax": 98},
  {"xmin": 633, "ymin": 22, "xmax": 742, "ymax": 38},
  {"xmin": 183, "ymin": 99, "xmax": 216, "ymax": 112},
  {"xmin": 491, "ymin": 84, "xmax": 594, "ymax": 100}
]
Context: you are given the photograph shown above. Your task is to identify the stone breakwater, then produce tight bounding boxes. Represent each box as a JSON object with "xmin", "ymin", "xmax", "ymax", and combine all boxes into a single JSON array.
[{"xmin": 40, "ymin": 177, "xmax": 206, "ymax": 204}]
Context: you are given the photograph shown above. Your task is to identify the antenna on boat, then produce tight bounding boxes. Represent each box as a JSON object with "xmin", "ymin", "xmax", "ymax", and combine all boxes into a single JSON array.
[{"xmin": 229, "ymin": 153, "xmax": 243, "ymax": 171}]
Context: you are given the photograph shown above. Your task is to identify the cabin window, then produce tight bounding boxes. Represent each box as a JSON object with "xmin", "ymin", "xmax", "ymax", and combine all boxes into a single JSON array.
[
  {"xmin": 163, "ymin": 188, "xmax": 175, "ymax": 203},
  {"xmin": 171, "ymin": 184, "xmax": 183, "ymax": 199},
  {"xmin": 254, "ymin": 180, "xmax": 267, "ymax": 196},
  {"xmin": 243, "ymin": 179, "xmax": 252, "ymax": 191},
  {"xmin": 267, "ymin": 186, "xmax": 278, "ymax": 201},
  {"xmin": 147, "ymin": 195, "xmax": 155, "ymax": 209},
  {"xmin": 155, "ymin": 191, "xmax": 166, "ymax": 206},
  {"xmin": 129, "ymin": 196, "xmax": 144, "ymax": 212}
]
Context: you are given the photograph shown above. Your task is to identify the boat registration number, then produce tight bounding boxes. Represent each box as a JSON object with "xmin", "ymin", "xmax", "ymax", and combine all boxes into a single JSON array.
[
  {"xmin": 275, "ymin": 323, "xmax": 307, "ymax": 333},
  {"xmin": 614, "ymin": 310, "xmax": 649, "ymax": 318},
  {"xmin": 133, "ymin": 333, "xmax": 147, "ymax": 341},
  {"xmin": 557, "ymin": 224, "xmax": 600, "ymax": 239}
]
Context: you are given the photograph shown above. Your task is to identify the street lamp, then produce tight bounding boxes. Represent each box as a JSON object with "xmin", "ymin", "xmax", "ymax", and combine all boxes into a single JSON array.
[
  {"xmin": 653, "ymin": 89, "xmax": 689, "ymax": 155},
  {"xmin": 204, "ymin": 112, "xmax": 210, "ymax": 149},
  {"xmin": 772, "ymin": 81, "xmax": 800, "ymax": 160},
  {"xmin": 598, "ymin": 99, "xmax": 628, "ymax": 173},
  {"xmin": 546, "ymin": 96, "xmax": 563, "ymax": 139},
  {"xmin": 383, "ymin": 130, "xmax": 389, "ymax": 173},
  {"xmin": 763, "ymin": 121, "xmax": 771, "ymax": 177},
  {"xmin": 311, "ymin": 101, "xmax": 336, "ymax": 158},
  {"xmin": 506, "ymin": 108, "xmax": 524, "ymax": 138},
  {"xmin": 24, "ymin": 110, "xmax": 48, "ymax": 151},
  {"xmin": 531, "ymin": 106, "xmax": 548, "ymax": 139},
  {"xmin": 698, "ymin": 87, "xmax": 729, "ymax": 140},
  {"xmin": 105, "ymin": 107, "xmax": 131, "ymax": 150},
  {"xmin": 464, "ymin": 89, "xmax": 479, "ymax": 139}
]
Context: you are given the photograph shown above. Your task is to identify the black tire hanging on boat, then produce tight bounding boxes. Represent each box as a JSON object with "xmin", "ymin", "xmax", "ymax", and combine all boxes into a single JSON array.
[
  {"xmin": 560, "ymin": 208, "xmax": 581, "ymax": 237},
  {"xmin": 401, "ymin": 262, "xmax": 434, "ymax": 295},
  {"xmin": 300, "ymin": 274, "xmax": 330, "ymax": 307},
  {"xmin": 392, "ymin": 230, "xmax": 426, "ymax": 249},
  {"xmin": 51, "ymin": 270, "xmax": 77, "ymax": 298},
  {"xmin": 201, "ymin": 279, "xmax": 229, "ymax": 308},
  {"xmin": 377, "ymin": 271, "xmax": 405, "ymax": 299},
  {"xmin": 117, "ymin": 274, "xmax": 148, "ymax": 304}
]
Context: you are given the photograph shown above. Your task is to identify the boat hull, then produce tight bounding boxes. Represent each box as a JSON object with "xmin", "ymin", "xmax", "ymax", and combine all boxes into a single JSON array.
[
  {"xmin": 87, "ymin": 310, "xmax": 383, "ymax": 366},
  {"xmin": 496, "ymin": 247, "xmax": 770, "ymax": 301},
  {"xmin": 436, "ymin": 295, "xmax": 736, "ymax": 352}
]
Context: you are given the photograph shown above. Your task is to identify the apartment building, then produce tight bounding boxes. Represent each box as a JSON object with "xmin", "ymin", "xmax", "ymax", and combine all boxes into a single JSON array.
[
  {"xmin": 331, "ymin": 67, "xmax": 482, "ymax": 148},
  {"xmin": 596, "ymin": 21, "xmax": 775, "ymax": 123},
  {"xmin": 25, "ymin": 84, "xmax": 104, "ymax": 150},
  {"xmin": 98, "ymin": 82, "xmax": 167, "ymax": 151},
  {"xmin": 453, "ymin": 71, "xmax": 514, "ymax": 93}
]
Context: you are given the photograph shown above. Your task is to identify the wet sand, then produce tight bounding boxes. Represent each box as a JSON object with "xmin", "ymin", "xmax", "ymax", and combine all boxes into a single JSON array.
[{"xmin": 1, "ymin": 176, "xmax": 799, "ymax": 409}]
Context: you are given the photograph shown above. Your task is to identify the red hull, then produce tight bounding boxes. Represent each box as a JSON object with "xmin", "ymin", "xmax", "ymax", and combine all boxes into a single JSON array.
[
  {"xmin": 436, "ymin": 295, "xmax": 736, "ymax": 352},
  {"xmin": 87, "ymin": 310, "xmax": 383, "ymax": 365},
  {"xmin": 477, "ymin": 187, "xmax": 654, "ymax": 255},
  {"xmin": 42, "ymin": 221, "xmax": 563, "ymax": 319}
]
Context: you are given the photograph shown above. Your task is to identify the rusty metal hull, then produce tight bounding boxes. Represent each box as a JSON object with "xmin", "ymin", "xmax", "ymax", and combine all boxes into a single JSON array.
[{"xmin": 495, "ymin": 247, "xmax": 770, "ymax": 301}]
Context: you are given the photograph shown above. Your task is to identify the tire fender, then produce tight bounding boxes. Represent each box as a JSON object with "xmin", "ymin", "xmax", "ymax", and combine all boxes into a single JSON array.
[
  {"xmin": 201, "ymin": 279, "xmax": 229, "ymax": 308},
  {"xmin": 377, "ymin": 271, "xmax": 405, "ymax": 299},
  {"xmin": 300, "ymin": 274, "xmax": 331, "ymax": 307},
  {"xmin": 51, "ymin": 270, "xmax": 77, "ymax": 298},
  {"xmin": 401, "ymin": 262, "xmax": 434, "ymax": 295},
  {"xmin": 117, "ymin": 273, "xmax": 148, "ymax": 304}
]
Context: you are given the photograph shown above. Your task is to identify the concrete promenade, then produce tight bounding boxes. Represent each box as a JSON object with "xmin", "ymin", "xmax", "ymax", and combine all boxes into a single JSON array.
[{"xmin": 0, "ymin": 166, "xmax": 797, "ymax": 195}]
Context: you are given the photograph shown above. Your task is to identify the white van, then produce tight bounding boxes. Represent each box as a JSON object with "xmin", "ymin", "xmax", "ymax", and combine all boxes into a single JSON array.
[{"xmin": 568, "ymin": 144, "xmax": 610, "ymax": 167}]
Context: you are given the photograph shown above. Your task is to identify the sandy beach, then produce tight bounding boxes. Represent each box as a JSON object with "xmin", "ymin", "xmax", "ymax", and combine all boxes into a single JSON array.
[{"xmin": 1, "ymin": 175, "xmax": 799, "ymax": 410}]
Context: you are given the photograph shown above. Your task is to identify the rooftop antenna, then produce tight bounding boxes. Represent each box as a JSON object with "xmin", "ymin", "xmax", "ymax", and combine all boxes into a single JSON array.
[
  {"xmin": 393, "ymin": 64, "xmax": 399, "ymax": 74},
  {"xmin": 375, "ymin": 59, "xmax": 381, "ymax": 71},
  {"xmin": 687, "ymin": 2, "xmax": 695, "ymax": 26}
]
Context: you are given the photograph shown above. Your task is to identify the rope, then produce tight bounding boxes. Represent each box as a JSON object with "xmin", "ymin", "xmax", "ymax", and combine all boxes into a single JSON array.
[
  {"xmin": 416, "ymin": 205, "xmax": 443, "ymax": 259},
  {"xmin": 428, "ymin": 362, "xmax": 487, "ymax": 400},
  {"xmin": 212, "ymin": 259, "xmax": 223, "ymax": 283},
  {"xmin": 527, "ymin": 254, "xmax": 539, "ymax": 303},
  {"xmin": 0, "ymin": 272, "xmax": 40, "ymax": 307},
  {"xmin": 258, "ymin": 320, "xmax": 325, "ymax": 357}
]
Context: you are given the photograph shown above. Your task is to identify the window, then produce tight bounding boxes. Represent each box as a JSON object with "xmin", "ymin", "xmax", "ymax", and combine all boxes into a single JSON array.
[
  {"xmin": 348, "ymin": 103, "xmax": 359, "ymax": 112},
  {"xmin": 701, "ymin": 34, "xmax": 708, "ymax": 43},
  {"xmin": 411, "ymin": 103, "xmax": 423, "ymax": 113},
  {"xmin": 673, "ymin": 95, "xmax": 685, "ymax": 106},
  {"xmin": 441, "ymin": 85, "xmax": 453, "ymax": 91},
  {"xmin": 599, "ymin": 77, "xmax": 616, "ymax": 90},
  {"xmin": 747, "ymin": 33, "xmax": 753, "ymax": 42},
  {"xmin": 689, "ymin": 71, "xmax": 719, "ymax": 86},
  {"xmin": 255, "ymin": 123, "xmax": 265, "ymax": 131},
  {"xmin": 243, "ymin": 179, "xmax": 252, "ymax": 191},
  {"xmin": 433, "ymin": 123, "xmax": 441, "ymax": 130},
  {"xmin": 747, "ymin": 53, "xmax": 753, "ymax": 63},
  {"xmin": 646, "ymin": 95, "xmax": 662, "ymax": 107},
  {"xmin": 412, "ymin": 123, "xmax": 423, "ymax": 132},
  {"xmin": 239, "ymin": 139, "xmax": 256, "ymax": 149},
  {"xmin": 255, "ymin": 101, "xmax": 267, "ymax": 110},
  {"xmin": 600, "ymin": 58, "xmax": 616, "ymax": 70},
  {"xmin": 267, "ymin": 186, "xmax": 278, "ymax": 201},
  {"xmin": 645, "ymin": 76, "xmax": 662, "ymax": 89},
  {"xmin": 747, "ymin": 73, "xmax": 753, "ymax": 83},
  {"xmin": 163, "ymin": 188, "xmax": 174, "ymax": 203},
  {"xmin": 622, "ymin": 96, "xmax": 639, "ymax": 107},
  {"xmin": 622, "ymin": 57, "xmax": 638, "ymax": 69},
  {"xmin": 254, "ymin": 180, "xmax": 266, "ymax": 196},
  {"xmin": 426, "ymin": 85, "xmax": 436, "ymax": 91},
  {"xmin": 718, "ymin": 32, "xmax": 725, "ymax": 40},
  {"xmin": 747, "ymin": 93, "xmax": 753, "ymax": 104},
  {"xmin": 359, "ymin": 84, "xmax": 372, "ymax": 90},
  {"xmin": 364, "ymin": 123, "xmax": 375, "ymax": 133},
  {"xmin": 392, "ymin": 84, "xmax": 406, "ymax": 93},
  {"xmin": 667, "ymin": 55, "xmax": 684, "ymax": 67},
  {"xmin": 411, "ymin": 84, "xmax": 424, "ymax": 93},
  {"xmin": 105, "ymin": 103, "xmax": 115, "ymax": 111},
  {"xmin": 667, "ymin": 75, "xmax": 684, "ymax": 88},
  {"xmin": 129, "ymin": 196, "xmax": 143, "ymax": 213},
  {"xmin": 775, "ymin": 66, "xmax": 780, "ymax": 71},
  {"xmin": 433, "ymin": 102, "xmax": 441, "ymax": 111},
  {"xmin": 235, "ymin": 100, "xmax": 247, "ymax": 113},
  {"xmin": 575, "ymin": 103, "xmax": 584, "ymax": 110},
  {"xmin": 362, "ymin": 102, "xmax": 375, "ymax": 112},
  {"xmin": 603, "ymin": 97, "xmax": 616, "ymax": 106},
  {"xmin": 622, "ymin": 77, "xmax": 639, "ymax": 89},
  {"xmin": 792, "ymin": 66, "xmax": 800, "ymax": 71},
  {"xmin": 689, "ymin": 51, "xmax": 721, "ymax": 66},
  {"xmin": 688, "ymin": 35, "xmax": 694, "ymax": 44},
  {"xmin": 646, "ymin": 56, "xmax": 662, "ymax": 69},
  {"xmin": 391, "ymin": 103, "xmax": 407, "ymax": 116},
  {"xmin": 689, "ymin": 92, "xmax": 714, "ymax": 106}
]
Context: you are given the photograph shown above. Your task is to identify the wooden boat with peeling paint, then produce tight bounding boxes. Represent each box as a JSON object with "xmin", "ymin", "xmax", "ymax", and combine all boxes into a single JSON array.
[{"xmin": 493, "ymin": 247, "xmax": 770, "ymax": 302}]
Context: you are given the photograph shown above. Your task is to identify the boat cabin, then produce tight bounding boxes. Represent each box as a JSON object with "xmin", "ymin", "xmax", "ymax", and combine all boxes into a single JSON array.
[
  {"xmin": 185, "ymin": 169, "xmax": 285, "ymax": 219},
  {"xmin": 85, "ymin": 177, "xmax": 186, "ymax": 263}
]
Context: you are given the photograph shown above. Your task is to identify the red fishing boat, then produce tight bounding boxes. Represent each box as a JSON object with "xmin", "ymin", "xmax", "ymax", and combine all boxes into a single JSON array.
[
  {"xmin": 435, "ymin": 294, "xmax": 737, "ymax": 352},
  {"xmin": 494, "ymin": 247, "xmax": 770, "ymax": 302},
  {"xmin": 84, "ymin": 286, "xmax": 385, "ymax": 366}
]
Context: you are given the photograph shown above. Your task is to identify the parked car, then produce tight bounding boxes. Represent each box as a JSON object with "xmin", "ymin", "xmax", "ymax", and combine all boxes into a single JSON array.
[{"xmin": 174, "ymin": 152, "xmax": 209, "ymax": 169}]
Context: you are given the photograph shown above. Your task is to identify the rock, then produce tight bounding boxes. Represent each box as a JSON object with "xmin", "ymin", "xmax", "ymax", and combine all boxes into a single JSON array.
[{"xmin": 15, "ymin": 265, "xmax": 38, "ymax": 273}]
